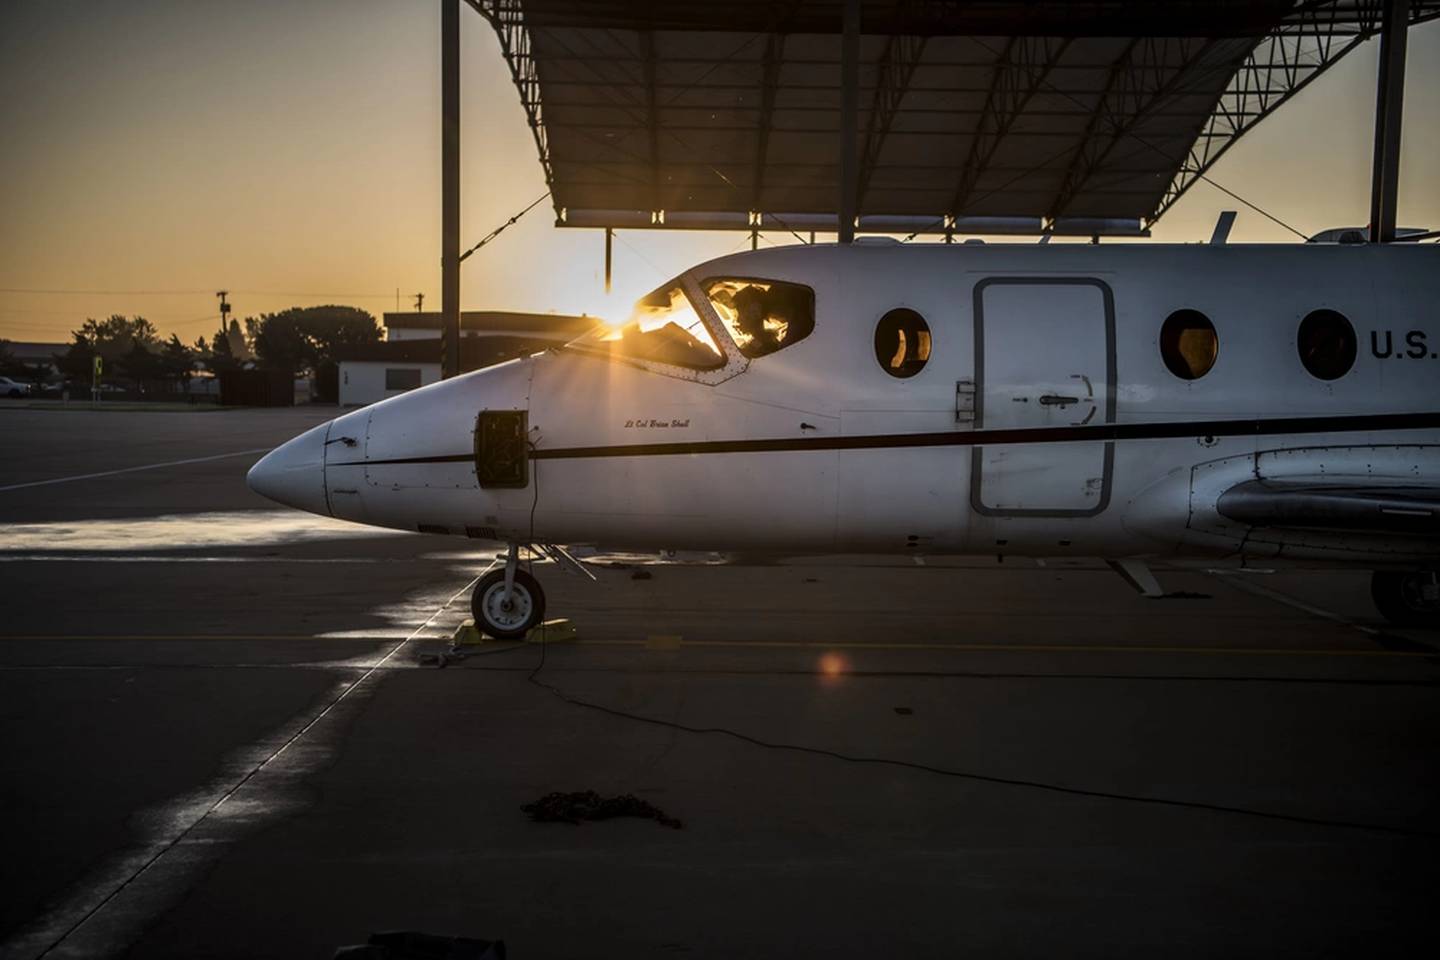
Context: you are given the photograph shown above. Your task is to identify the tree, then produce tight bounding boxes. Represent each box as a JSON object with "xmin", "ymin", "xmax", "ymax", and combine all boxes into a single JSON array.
[
  {"xmin": 120, "ymin": 338, "xmax": 167, "ymax": 385},
  {"xmin": 52, "ymin": 316, "xmax": 198, "ymax": 391},
  {"xmin": 0, "ymin": 340, "xmax": 20, "ymax": 378},
  {"xmin": 250, "ymin": 305, "xmax": 380, "ymax": 401},
  {"xmin": 78, "ymin": 315, "xmax": 160, "ymax": 364},
  {"xmin": 53, "ymin": 332, "xmax": 98, "ymax": 382},
  {"xmin": 159, "ymin": 335, "xmax": 195, "ymax": 385},
  {"xmin": 54, "ymin": 315, "xmax": 160, "ymax": 384},
  {"xmin": 206, "ymin": 320, "xmax": 244, "ymax": 373}
]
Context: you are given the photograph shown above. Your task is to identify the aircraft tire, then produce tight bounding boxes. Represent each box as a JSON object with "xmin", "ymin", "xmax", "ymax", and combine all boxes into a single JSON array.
[
  {"xmin": 1371, "ymin": 571, "xmax": 1440, "ymax": 627},
  {"xmin": 472, "ymin": 567, "xmax": 546, "ymax": 639}
]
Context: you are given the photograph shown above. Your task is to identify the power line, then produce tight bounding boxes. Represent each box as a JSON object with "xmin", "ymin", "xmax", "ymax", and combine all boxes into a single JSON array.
[
  {"xmin": 610, "ymin": 231, "xmax": 667, "ymax": 279},
  {"xmin": 0, "ymin": 287, "xmax": 398, "ymax": 299}
]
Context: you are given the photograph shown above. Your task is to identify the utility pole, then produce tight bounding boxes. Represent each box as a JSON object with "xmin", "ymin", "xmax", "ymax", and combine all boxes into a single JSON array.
[
  {"xmin": 441, "ymin": 0, "xmax": 461, "ymax": 378},
  {"xmin": 216, "ymin": 290, "xmax": 231, "ymax": 333}
]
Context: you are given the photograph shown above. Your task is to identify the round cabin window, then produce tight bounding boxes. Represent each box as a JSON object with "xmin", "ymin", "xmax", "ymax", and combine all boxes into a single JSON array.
[
  {"xmin": 1297, "ymin": 309, "xmax": 1356, "ymax": 381},
  {"xmin": 1159, "ymin": 309, "xmax": 1218, "ymax": 380},
  {"xmin": 874, "ymin": 308, "xmax": 931, "ymax": 378}
]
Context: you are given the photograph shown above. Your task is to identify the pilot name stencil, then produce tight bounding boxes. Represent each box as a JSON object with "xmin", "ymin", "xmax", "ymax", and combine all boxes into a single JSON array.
[{"xmin": 624, "ymin": 418, "xmax": 692, "ymax": 429}]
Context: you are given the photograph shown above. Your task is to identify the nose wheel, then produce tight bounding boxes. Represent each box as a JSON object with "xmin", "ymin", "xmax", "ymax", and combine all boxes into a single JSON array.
[{"xmin": 472, "ymin": 567, "xmax": 546, "ymax": 639}]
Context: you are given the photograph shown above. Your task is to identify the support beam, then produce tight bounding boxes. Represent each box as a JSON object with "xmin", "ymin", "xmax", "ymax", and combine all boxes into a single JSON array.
[
  {"xmin": 952, "ymin": 37, "xmax": 1070, "ymax": 216},
  {"xmin": 441, "ymin": 0, "xmax": 460, "ymax": 379},
  {"xmin": 838, "ymin": 0, "xmax": 859, "ymax": 244},
  {"xmin": 1050, "ymin": 37, "xmax": 1216, "ymax": 222},
  {"xmin": 1152, "ymin": 2, "xmax": 1381, "ymax": 225},
  {"xmin": 752, "ymin": 33, "xmax": 783, "ymax": 213},
  {"xmin": 604, "ymin": 227, "xmax": 613, "ymax": 294},
  {"xmin": 643, "ymin": 30, "xmax": 661, "ymax": 211},
  {"xmin": 1370, "ymin": 0, "xmax": 1410, "ymax": 243},
  {"xmin": 857, "ymin": 33, "xmax": 928, "ymax": 207},
  {"xmin": 751, "ymin": 3, "xmax": 805, "ymax": 214}
]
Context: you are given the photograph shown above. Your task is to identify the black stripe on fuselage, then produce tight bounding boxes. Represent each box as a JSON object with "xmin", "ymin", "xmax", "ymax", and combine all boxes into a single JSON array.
[
  {"xmin": 330, "ymin": 453, "xmax": 474, "ymax": 467},
  {"xmin": 331, "ymin": 410, "xmax": 1440, "ymax": 468}
]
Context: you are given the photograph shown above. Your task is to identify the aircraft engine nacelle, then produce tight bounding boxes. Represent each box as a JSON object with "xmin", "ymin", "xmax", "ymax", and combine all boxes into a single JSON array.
[{"xmin": 1125, "ymin": 444, "xmax": 1440, "ymax": 565}]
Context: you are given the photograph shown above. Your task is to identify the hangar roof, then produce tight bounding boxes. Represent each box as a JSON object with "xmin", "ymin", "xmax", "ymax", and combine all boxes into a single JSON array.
[{"xmin": 472, "ymin": 0, "xmax": 1440, "ymax": 235}]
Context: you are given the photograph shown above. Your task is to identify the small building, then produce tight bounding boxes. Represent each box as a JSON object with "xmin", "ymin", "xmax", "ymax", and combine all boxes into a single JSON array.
[
  {"xmin": 336, "ymin": 312, "xmax": 594, "ymax": 407},
  {"xmin": 4, "ymin": 341, "xmax": 67, "ymax": 379}
]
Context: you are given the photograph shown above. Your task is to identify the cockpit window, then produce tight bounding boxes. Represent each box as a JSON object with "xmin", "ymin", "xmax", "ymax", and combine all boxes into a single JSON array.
[
  {"xmin": 705, "ymin": 279, "xmax": 815, "ymax": 358},
  {"xmin": 569, "ymin": 284, "xmax": 724, "ymax": 370}
]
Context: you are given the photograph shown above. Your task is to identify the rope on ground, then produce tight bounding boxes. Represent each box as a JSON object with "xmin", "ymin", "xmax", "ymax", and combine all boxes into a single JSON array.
[{"xmin": 523, "ymin": 641, "xmax": 1440, "ymax": 841}]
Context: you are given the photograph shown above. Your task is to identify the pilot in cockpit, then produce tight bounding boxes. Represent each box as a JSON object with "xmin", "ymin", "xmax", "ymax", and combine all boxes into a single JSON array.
[{"xmin": 733, "ymin": 284, "xmax": 782, "ymax": 357}]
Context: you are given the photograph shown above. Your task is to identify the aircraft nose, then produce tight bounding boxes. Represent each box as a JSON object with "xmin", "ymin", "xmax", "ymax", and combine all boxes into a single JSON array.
[{"xmin": 246, "ymin": 423, "xmax": 331, "ymax": 516}]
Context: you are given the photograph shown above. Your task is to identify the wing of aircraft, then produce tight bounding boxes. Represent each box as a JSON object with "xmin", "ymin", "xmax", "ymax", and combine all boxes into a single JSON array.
[{"xmin": 1217, "ymin": 481, "xmax": 1440, "ymax": 535}]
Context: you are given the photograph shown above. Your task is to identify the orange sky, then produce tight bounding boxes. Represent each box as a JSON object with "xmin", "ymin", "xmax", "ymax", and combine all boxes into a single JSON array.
[{"xmin": 1, "ymin": 1, "xmax": 1437, "ymax": 345}]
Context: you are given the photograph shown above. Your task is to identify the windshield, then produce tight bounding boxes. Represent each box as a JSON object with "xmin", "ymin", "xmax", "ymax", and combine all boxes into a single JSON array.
[
  {"xmin": 705, "ymin": 278, "xmax": 815, "ymax": 358},
  {"xmin": 568, "ymin": 283, "xmax": 724, "ymax": 370}
]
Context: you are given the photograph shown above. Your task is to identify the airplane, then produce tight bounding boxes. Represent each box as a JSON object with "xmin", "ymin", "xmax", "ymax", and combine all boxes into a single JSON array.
[{"xmin": 246, "ymin": 238, "xmax": 1440, "ymax": 638}]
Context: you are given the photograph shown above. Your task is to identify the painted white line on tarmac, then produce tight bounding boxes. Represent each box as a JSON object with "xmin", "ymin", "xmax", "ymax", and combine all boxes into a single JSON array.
[
  {"xmin": 5, "ymin": 570, "xmax": 490, "ymax": 960},
  {"xmin": 1210, "ymin": 573, "xmax": 1383, "ymax": 636},
  {"xmin": 0, "ymin": 554, "xmax": 381, "ymax": 563},
  {"xmin": 0, "ymin": 448, "xmax": 270, "ymax": 493}
]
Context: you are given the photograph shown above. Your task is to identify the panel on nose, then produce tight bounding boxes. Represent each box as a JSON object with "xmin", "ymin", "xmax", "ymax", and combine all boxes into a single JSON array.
[{"xmin": 246, "ymin": 422, "xmax": 331, "ymax": 517}]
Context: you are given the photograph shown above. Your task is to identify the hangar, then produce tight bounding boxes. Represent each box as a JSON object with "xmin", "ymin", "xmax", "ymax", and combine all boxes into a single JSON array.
[
  {"xmin": 428, "ymin": 0, "xmax": 1440, "ymax": 378},
  {"xmin": 474, "ymin": 0, "xmax": 1437, "ymax": 234}
]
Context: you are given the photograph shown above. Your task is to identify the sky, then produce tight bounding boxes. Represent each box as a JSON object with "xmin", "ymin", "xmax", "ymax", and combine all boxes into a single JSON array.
[{"xmin": 0, "ymin": 0, "xmax": 1437, "ymax": 345}]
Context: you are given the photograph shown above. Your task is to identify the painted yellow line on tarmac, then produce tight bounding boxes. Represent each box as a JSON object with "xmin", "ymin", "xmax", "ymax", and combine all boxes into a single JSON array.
[
  {"xmin": 571, "ymin": 639, "xmax": 1434, "ymax": 657},
  {"xmin": 5, "ymin": 635, "xmax": 1428, "ymax": 658}
]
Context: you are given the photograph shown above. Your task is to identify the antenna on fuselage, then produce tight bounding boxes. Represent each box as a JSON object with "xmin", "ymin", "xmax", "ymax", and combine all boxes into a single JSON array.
[{"xmin": 1210, "ymin": 211, "xmax": 1237, "ymax": 245}]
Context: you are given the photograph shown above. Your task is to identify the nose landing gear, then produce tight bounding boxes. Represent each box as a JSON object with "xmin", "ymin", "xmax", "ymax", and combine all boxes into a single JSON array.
[
  {"xmin": 472, "ymin": 544, "xmax": 547, "ymax": 639},
  {"xmin": 1371, "ymin": 570, "xmax": 1440, "ymax": 627}
]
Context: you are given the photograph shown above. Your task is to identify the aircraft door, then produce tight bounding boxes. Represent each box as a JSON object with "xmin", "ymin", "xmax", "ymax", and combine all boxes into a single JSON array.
[{"xmin": 971, "ymin": 278, "xmax": 1115, "ymax": 516}]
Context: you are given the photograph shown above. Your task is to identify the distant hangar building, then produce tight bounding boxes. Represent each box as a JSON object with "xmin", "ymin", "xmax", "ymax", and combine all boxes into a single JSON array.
[{"xmin": 335, "ymin": 310, "xmax": 593, "ymax": 406}]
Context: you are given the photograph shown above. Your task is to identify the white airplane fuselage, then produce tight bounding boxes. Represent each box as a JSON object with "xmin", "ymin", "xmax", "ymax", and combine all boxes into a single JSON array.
[{"xmin": 250, "ymin": 243, "xmax": 1440, "ymax": 572}]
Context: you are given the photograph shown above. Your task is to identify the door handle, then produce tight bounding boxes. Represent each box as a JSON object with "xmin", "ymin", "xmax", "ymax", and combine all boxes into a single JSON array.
[{"xmin": 1039, "ymin": 394, "xmax": 1081, "ymax": 407}]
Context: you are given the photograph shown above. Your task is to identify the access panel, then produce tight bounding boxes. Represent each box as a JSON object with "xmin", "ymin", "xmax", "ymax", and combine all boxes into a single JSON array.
[{"xmin": 971, "ymin": 278, "xmax": 1115, "ymax": 516}]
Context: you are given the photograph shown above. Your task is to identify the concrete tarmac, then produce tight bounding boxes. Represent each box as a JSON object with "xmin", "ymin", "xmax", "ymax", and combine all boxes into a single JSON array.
[{"xmin": 1, "ymin": 405, "xmax": 1437, "ymax": 959}]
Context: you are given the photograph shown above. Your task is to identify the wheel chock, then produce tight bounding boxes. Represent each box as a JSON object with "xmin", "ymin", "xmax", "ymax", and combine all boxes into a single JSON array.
[
  {"xmin": 526, "ymin": 618, "xmax": 577, "ymax": 644},
  {"xmin": 451, "ymin": 619, "xmax": 485, "ymax": 646},
  {"xmin": 452, "ymin": 617, "xmax": 578, "ymax": 645}
]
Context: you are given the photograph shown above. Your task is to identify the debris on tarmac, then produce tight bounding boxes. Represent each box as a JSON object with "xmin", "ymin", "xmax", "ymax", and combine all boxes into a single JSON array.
[{"xmin": 522, "ymin": 790, "xmax": 683, "ymax": 829}]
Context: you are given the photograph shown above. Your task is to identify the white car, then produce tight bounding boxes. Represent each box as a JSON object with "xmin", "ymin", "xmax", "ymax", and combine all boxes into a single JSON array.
[{"xmin": 0, "ymin": 376, "xmax": 32, "ymax": 398}]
